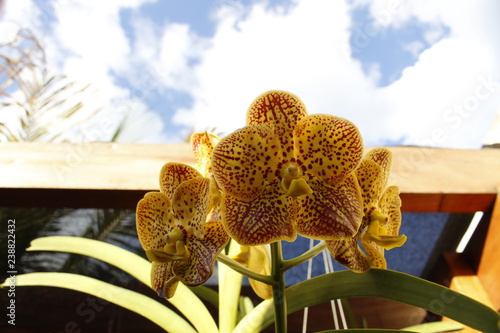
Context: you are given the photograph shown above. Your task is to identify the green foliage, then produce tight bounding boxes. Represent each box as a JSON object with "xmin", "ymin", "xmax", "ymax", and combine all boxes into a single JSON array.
[
  {"xmin": 5, "ymin": 272, "xmax": 197, "ymax": 332},
  {"xmin": 2, "ymin": 236, "xmax": 500, "ymax": 333},
  {"xmin": 314, "ymin": 322, "xmax": 465, "ymax": 333},
  {"xmin": 24, "ymin": 236, "xmax": 218, "ymax": 333},
  {"xmin": 234, "ymin": 269, "xmax": 499, "ymax": 333},
  {"xmin": 3, "ymin": 236, "xmax": 499, "ymax": 333},
  {"xmin": 402, "ymin": 321, "xmax": 464, "ymax": 332}
]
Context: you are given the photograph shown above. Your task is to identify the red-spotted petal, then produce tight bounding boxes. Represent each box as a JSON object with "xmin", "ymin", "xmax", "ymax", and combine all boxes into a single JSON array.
[
  {"xmin": 171, "ymin": 177, "xmax": 211, "ymax": 238},
  {"xmin": 365, "ymin": 148, "xmax": 392, "ymax": 189},
  {"xmin": 360, "ymin": 239, "xmax": 386, "ymax": 269},
  {"xmin": 293, "ymin": 173, "xmax": 362, "ymax": 240},
  {"xmin": 212, "ymin": 125, "xmax": 282, "ymax": 201},
  {"xmin": 191, "ymin": 132, "xmax": 220, "ymax": 176},
  {"xmin": 355, "ymin": 159, "xmax": 383, "ymax": 211},
  {"xmin": 294, "ymin": 114, "xmax": 363, "ymax": 185},
  {"xmin": 359, "ymin": 185, "xmax": 404, "ymax": 270},
  {"xmin": 173, "ymin": 220, "xmax": 230, "ymax": 286},
  {"xmin": 379, "ymin": 185, "xmax": 402, "ymax": 235},
  {"xmin": 136, "ymin": 192, "xmax": 173, "ymax": 250},
  {"xmin": 326, "ymin": 238, "xmax": 371, "ymax": 273},
  {"xmin": 247, "ymin": 90, "xmax": 308, "ymax": 160},
  {"xmin": 151, "ymin": 261, "xmax": 179, "ymax": 298},
  {"xmin": 221, "ymin": 178, "xmax": 296, "ymax": 245},
  {"xmin": 160, "ymin": 162, "xmax": 202, "ymax": 200}
]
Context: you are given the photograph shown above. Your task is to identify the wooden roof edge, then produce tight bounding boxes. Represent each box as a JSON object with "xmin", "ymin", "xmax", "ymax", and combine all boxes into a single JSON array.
[{"xmin": 0, "ymin": 143, "xmax": 499, "ymax": 211}]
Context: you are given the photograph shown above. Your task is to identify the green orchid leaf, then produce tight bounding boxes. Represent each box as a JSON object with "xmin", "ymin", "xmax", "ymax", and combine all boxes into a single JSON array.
[
  {"xmin": 189, "ymin": 285, "xmax": 219, "ymax": 309},
  {"xmin": 316, "ymin": 328, "xmax": 417, "ymax": 333},
  {"xmin": 315, "ymin": 321, "xmax": 464, "ymax": 333},
  {"xmin": 219, "ymin": 239, "xmax": 244, "ymax": 333},
  {"xmin": 26, "ymin": 236, "xmax": 218, "ymax": 333},
  {"xmin": 402, "ymin": 321, "xmax": 464, "ymax": 332},
  {"xmin": 238, "ymin": 296, "xmax": 255, "ymax": 322},
  {"xmin": 285, "ymin": 270, "xmax": 498, "ymax": 333},
  {"xmin": 27, "ymin": 235, "xmax": 150, "ymax": 282},
  {"xmin": 235, "ymin": 269, "xmax": 500, "ymax": 333},
  {"xmin": 232, "ymin": 298, "xmax": 274, "ymax": 333},
  {"xmin": 2, "ymin": 272, "xmax": 196, "ymax": 333}
]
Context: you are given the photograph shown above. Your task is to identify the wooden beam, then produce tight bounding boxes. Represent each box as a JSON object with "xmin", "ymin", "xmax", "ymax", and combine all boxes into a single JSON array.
[
  {"xmin": 0, "ymin": 142, "xmax": 194, "ymax": 190},
  {"xmin": 443, "ymin": 252, "xmax": 494, "ymax": 307},
  {"xmin": 0, "ymin": 143, "xmax": 499, "ymax": 211},
  {"xmin": 387, "ymin": 146, "xmax": 500, "ymax": 195},
  {"xmin": 477, "ymin": 186, "xmax": 500, "ymax": 310},
  {"xmin": 0, "ymin": 188, "xmax": 148, "ymax": 209},
  {"xmin": 441, "ymin": 252, "xmax": 495, "ymax": 332},
  {"xmin": 399, "ymin": 193, "xmax": 496, "ymax": 213}
]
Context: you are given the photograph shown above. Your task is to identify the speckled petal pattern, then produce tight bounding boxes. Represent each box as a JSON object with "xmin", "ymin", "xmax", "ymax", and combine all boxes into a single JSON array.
[
  {"xmin": 151, "ymin": 261, "xmax": 179, "ymax": 298},
  {"xmin": 360, "ymin": 239, "xmax": 386, "ymax": 269},
  {"xmin": 212, "ymin": 125, "xmax": 282, "ymax": 202},
  {"xmin": 173, "ymin": 220, "xmax": 230, "ymax": 286},
  {"xmin": 355, "ymin": 159, "xmax": 383, "ymax": 212},
  {"xmin": 294, "ymin": 114, "xmax": 363, "ymax": 185},
  {"xmin": 191, "ymin": 132, "xmax": 220, "ymax": 177},
  {"xmin": 293, "ymin": 173, "xmax": 362, "ymax": 240},
  {"xmin": 171, "ymin": 177, "xmax": 211, "ymax": 238},
  {"xmin": 221, "ymin": 178, "xmax": 296, "ymax": 245},
  {"xmin": 379, "ymin": 185, "xmax": 402, "ymax": 235},
  {"xmin": 136, "ymin": 192, "xmax": 173, "ymax": 250},
  {"xmin": 160, "ymin": 162, "xmax": 202, "ymax": 200},
  {"xmin": 325, "ymin": 237, "xmax": 371, "ymax": 273},
  {"xmin": 365, "ymin": 148, "xmax": 392, "ymax": 189},
  {"xmin": 247, "ymin": 90, "xmax": 308, "ymax": 160}
]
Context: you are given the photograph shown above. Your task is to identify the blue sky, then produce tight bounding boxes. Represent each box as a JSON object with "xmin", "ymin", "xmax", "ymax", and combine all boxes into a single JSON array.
[
  {"xmin": 1, "ymin": 0, "xmax": 499, "ymax": 147},
  {"xmin": 350, "ymin": 5, "xmax": 450, "ymax": 87}
]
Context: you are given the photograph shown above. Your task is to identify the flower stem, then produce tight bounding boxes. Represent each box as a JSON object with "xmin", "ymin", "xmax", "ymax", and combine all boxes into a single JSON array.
[
  {"xmin": 281, "ymin": 240, "xmax": 326, "ymax": 271},
  {"xmin": 217, "ymin": 253, "xmax": 276, "ymax": 285},
  {"xmin": 271, "ymin": 241, "xmax": 287, "ymax": 333}
]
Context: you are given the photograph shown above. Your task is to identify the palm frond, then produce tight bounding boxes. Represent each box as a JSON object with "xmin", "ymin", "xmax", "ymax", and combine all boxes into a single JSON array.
[
  {"xmin": 0, "ymin": 28, "xmax": 105, "ymax": 142},
  {"xmin": 0, "ymin": 28, "xmax": 148, "ymax": 287}
]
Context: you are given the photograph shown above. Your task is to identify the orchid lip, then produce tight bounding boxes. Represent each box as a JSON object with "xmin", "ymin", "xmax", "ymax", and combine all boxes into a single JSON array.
[
  {"xmin": 280, "ymin": 162, "xmax": 312, "ymax": 197},
  {"xmin": 285, "ymin": 178, "xmax": 313, "ymax": 198}
]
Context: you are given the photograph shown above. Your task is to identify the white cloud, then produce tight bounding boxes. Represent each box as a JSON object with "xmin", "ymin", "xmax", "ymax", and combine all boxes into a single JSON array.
[
  {"xmin": 2, "ymin": 0, "xmax": 499, "ymax": 147},
  {"xmin": 1, "ymin": 0, "xmax": 40, "ymax": 31},
  {"xmin": 382, "ymin": 37, "xmax": 498, "ymax": 147},
  {"xmin": 423, "ymin": 23, "xmax": 447, "ymax": 45},
  {"xmin": 170, "ymin": 0, "xmax": 396, "ymax": 145},
  {"xmin": 170, "ymin": 0, "xmax": 500, "ymax": 148},
  {"xmin": 402, "ymin": 40, "xmax": 425, "ymax": 58},
  {"xmin": 367, "ymin": 0, "xmax": 500, "ymax": 147},
  {"xmin": 157, "ymin": 22, "xmax": 208, "ymax": 91}
]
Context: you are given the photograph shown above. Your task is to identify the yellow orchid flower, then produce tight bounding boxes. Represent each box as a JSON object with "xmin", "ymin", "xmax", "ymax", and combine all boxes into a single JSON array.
[
  {"xmin": 190, "ymin": 131, "xmax": 224, "ymax": 221},
  {"xmin": 326, "ymin": 148, "xmax": 407, "ymax": 272},
  {"xmin": 193, "ymin": 131, "xmax": 274, "ymax": 298},
  {"xmin": 233, "ymin": 245, "xmax": 273, "ymax": 299},
  {"xmin": 211, "ymin": 90, "xmax": 364, "ymax": 246},
  {"xmin": 136, "ymin": 162, "xmax": 230, "ymax": 298},
  {"xmin": 191, "ymin": 131, "xmax": 221, "ymax": 178}
]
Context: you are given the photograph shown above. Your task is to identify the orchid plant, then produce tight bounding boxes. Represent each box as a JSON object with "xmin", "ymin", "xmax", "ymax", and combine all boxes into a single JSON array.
[
  {"xmin": 137, "ymin": 92, "xmax": 407, "ymax": 301},
  {"xmin": 131, "ymin": 91, "xmax": 495, "ymax": 332},
  {"xmin": 4, "ymin": 91, "xmax": 499, "ymax": 333}
]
